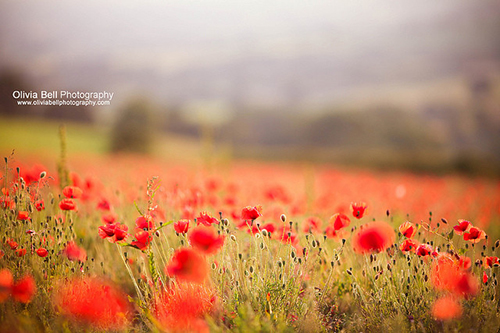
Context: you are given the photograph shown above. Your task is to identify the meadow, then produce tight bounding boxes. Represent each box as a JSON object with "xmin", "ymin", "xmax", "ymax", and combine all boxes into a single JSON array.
[{"xmin": 1, "ymin": 119, "xmax": 500, "ymax": 332}]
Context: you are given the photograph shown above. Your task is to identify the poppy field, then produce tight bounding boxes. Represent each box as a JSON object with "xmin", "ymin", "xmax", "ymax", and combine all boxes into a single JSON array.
[{"xmin": 1, "ymin": 148, "xmax": 500, "ymax": 332}]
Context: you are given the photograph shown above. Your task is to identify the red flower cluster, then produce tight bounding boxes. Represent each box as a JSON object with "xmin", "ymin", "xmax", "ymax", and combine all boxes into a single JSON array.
[
  {"xmin": 0, "ymin": 269, "xmax": 36, "ymax": 304},
  {"xmin": 53, "ymin": 277, "xmax": 131, "ymax": 330},
  {"xmin": 431, "ymin": 254, "xmax": 479, "ymax": 299},
  {"xmin": 453, "ymin": 219, "xmax": 486, "ymax": 243}
]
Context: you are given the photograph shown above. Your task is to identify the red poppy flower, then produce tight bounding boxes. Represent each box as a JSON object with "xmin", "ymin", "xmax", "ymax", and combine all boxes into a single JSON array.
[
  {"xmin": 165, "ymin": 248, "xmax": 208, "ymax": 283},
  {"xmin": 196, "ymin": 212, "xmax": 219, "ymax": 226},
  {"xmin": 131, "ymin": 230, "xmax": 152, "ymax": 251},
  {"xmin": 97, "ymin": 198, "xmax": 111, "ymax": 211},
  {"xmin": 431, "ymin": 296, "xmax": 462, "ymax": 320},
  {"xmin": 102, "ymin": 213, "xmax": 117, "ymax": 224},
  {"xmin": 398, "ymin": 221, "xmax": 417, "ymax": 238},
  {"xmin": 59, "ymin": 198, "xmax": 77, "ymax": 211},
  {"xmin": 35, "ymin": 199, "xmax": 45, "ymax": 211},
  {"xmin": 453, "ymin": 219, "xmax": 471, "ymax": 235},
  {"xmin": 98, "ymin": 224, "xmax": 116, "ymax": 238},
  {"xmin": 330, "ymin": 213, "xmax": 350, "ymax": 231},
  {"xmin": 431, "ymin": 258, "xmax": 478, "ymax": 298},
  {"xmin": 63, "ymin": 241, "xmax": 87, "ymax": 262},
  {"xmin": 53, "ymin": 277, "xmax": 131, "ymax": 330},
  {"xmin": 36, "ymin": 248, "xmax": 48, "ymax": 257},
  {"xmin": 0, "ymin": 269, "xmax": 13, "ymax": 303},
  {"xmin": 352, "ymin": 221, "xmax": 395, "ymax": 254},
  {"xmin": 483, "ymin": 256, "xmax": 499, "ymax": 268},
  {"xmin": 63, "ymin": 186, "xmax": 83, "ymax": 199},
  {"xmin": 351, "ymin": 202, "xmax": 367, "ymax": 219},
  {"xmin": 17, "ymin": 211, "xmax": 29, "ymax": 221},
  {"xmin": 113, "ymin": 224, "xmax": 129, "ymax": 242},
  {"xmin": 136, "ymin": 215, "xmax": 154, "ymax": 230},
  {"xmin": 6, "ymin": 239, "xmax": 18, "ymax": 250},
  {"xmin": 174, "ymin": 219, "xmax": 190, "ymax": 234},
  {"xmin": 1, "ymin": 197, "xmax": 15, "ymax": 209},
  {"xmin": 11, "ymin": 275, "xmax": 36, "ymax": 303},
  {"xmin": 189, "ymin": 226, "xmax": 225, "ymax": 255},
  {"xmin": 241, "ymin": 205, "xmax": 263, "ymax": 221},
  {"xmin": 483, "ymin": 272, "xmax": 488, "ymax": 284},
  {"xmin": 399, "ymin": 238, "xmax": 419, "ymax": 253},
  {"xmin": 416, "ymin": 243, "xmax": 433, "ymax": 257},
  {"xmin": 463, "ymin": 227, "xmax": 486, "ymax": 243},
  {"xmin": 15, "ymin": 248, "xmax": 27, "ymax": 257},
  {"xmin": 153, "ymin": 282, "xmax": 216, "ymax": 333}
]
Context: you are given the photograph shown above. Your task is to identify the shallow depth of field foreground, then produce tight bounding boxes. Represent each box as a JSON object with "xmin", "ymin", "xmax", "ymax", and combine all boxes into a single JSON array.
[{"xmin": 1, "ymin": 150, "xmax": 500, "ymax": 332}]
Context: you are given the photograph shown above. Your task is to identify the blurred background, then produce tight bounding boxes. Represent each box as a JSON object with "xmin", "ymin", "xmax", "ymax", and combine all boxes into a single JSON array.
[{"xmin": 1, "ymin": 0, "xmax": 500, "ymax": 175}]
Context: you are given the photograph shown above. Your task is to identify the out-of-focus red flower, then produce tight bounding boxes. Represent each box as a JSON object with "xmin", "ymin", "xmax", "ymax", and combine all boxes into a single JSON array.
[
  {"xmin": 0, "ymin": 197, "xmax": 15, "ymax": 209},
  {"xmin": 35, "ymin": 199, "xmax": 45, "ymax": 211},
  {"xmin": 352, "ymin": 221, "xmax": 395, "ymax": 254},
  {"xmin": 11, "ymin": 275, "xmax": 36, "ymax": 303},
  {"xmin": 453, "ymin": 219, "xmax": 471, "ymax": 235},
  {"xmin": 131, "ymin": 230, "xmax": 152, "ymax": 251},
  {"xmin": 0, "ymin": 250, "xmax": 4, "ymax": 259},
  {"xmin": 416, "ymin": 244, "xmax": 433, "ymax": 257},
  {"xmin": 399, "ymin": 221, "xmax": 417, "ymax": 238},
  {"xmin": 166, "ymin": 248, "xmax": 208, "ymax": 283},
  {"xmin": 59, "ymin": 198, "xmax": 77, "ymax": 211},
  {"xmin": 17, "ymin": 211, "xmax": 29, "ymax": 221},
  {"xmin": 136, "ymin": 215, "xmax": 154, "ymax": 231},
  {"xmin": 0, "ymin": 269, "xmax": 13, "ymax": 303},
  {"xmin": 53, "ymin": 277, "xmax": 131, "ymax": 330},
  {"xmin": 241, "ymin": 205, "xmax": 263, "ymax": 221},
  {"xmin": 399, "ymin": 238, "xmax": 419, "ymax": 253},
  {"xmin": 97, "ymin": 198, "xmax": 111, "ymax": 211},
  {"xmin": 16, "ymin": 248, "xmax": 27, "ymax": 257},
  {"xmin": 196, "ymin": 212, "xmax": 219, "ymax": 226},
  {"xmin": 303, "ymin": 217, "xmax": 322, "ymax": 233},
  {"xmin": 36, "ymin": 248, "xmax": 48, "ymax": 257},
  {"xmin": 174, "ymin": 219, "xmax": 190, "ymax": 234},
  {"xmin": 463, "ymin": 227, "xmax": 486, "ymax": 243},
  {"xmin": 483, "ymin": 256, "xmax": 499, "ymax": 268},
  {"xmin": 431, "ymin": 296, "xmax": 462, "ymax": 320},
  {"xmin": 102, "ymin": 213, "xmax": 117, "ymax": 224},
  {"xmin": 6, "ymin": 238, "xmax": 18, "ymax": 250},
  {"xmin": 431, "ymin": 258, "xmax": 479, "ymax": 298},
  {"xmin": 63, "ymin": 241, "xmax": 87, "ymax": 262},
  {"xmin": 189, "ymin": 226, "xmax": 225, "ymax": 255},
  {"xmin": 483, "ymin": 272, "xmax": 488, "ymax": 284},
  {"xmin": 153, "ymin": 282, "xmax": 215, "ymax": 333},
  {"xmin": 330, "ymin": 213, "xmax": 350, "ymax": 231},
  {"xmin": 63, "ymin": 186, "xmax": 83, "ymax": 199},
  {"xmin": 351, "ymin": 202, "xmax": 367, "ymax": 219}
]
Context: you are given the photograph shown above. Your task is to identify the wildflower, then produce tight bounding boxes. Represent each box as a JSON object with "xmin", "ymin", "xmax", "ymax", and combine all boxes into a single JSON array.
[
  {"xmin": 189, "ymin": 226, "xmax": 225, "ymax": 255},
  {"xmin": 131, "ymin": 230, "xmax": 152, "ymax": 251},
  {"xmin": 399, "ymin": 221, "xmax": 417, "ymax": 238},
  {"xmin": 352, "ymin": 221, "xmax": 395, "ymax": 254},
  {"xmin": 431, "ymin": 258, "xmax": 478, "ymax": 298},
  {"xmin": 6, "ymin": 239, "xmax": 18, "ymax": 250},
  {"xmin": 0, "ymin": 269, "xmax": 13, "ymax": 302},
  {"xmin": 166, "ymin": 248, "xmax": 208, "ymax": 283},
  {"xmin": 463, "ymin": 227, "xmax": 486, "ymax": 243},
  {"xmin": 483, "ymin": 272, "xmax": 488, "ymax": 284},
  {"xmin": 416, "ymin": 244, "xmax": 433, "ymax": 257},
  {"xmin": 53, "ymin": 277, "xmax": 131, "ymax": 330},
  {"xmin": 63, "ymin": 241, "xmax": 87, "ymax": 262},
  {"xmin": 17, "ymin": 211, "xmax": 29, "ymax": 221},
  {"xmin": 62, "ymin": 186, "xmax": 83, "ymax": 199},
  {"xmin": 16, "ymin": 248, "xmax": 27, "ymax": 257},
  {"xmin": 11, "ymin": 275, "xmax": 36, "ymax": 303},
  {"xmin": 59, "ymin": 198, "xmax": 77, "ymax": 211},
  {"xmin": 174, "ymin": 219, "xmax": 190, "ymax": 234},
  {"xmin": 196, "ymin": 212, "xmax": 219, "ymax": 226},
  {"xmin": 97, "ymin": 198, "xmax": 111, "ymax": 211},
  {"xmin": 35, "ymin": 199, "xmax": 45, "ymax": 211},
  {"xmin": 399, "ymin": 238, "xmax": 419, "ymax": 253},
  {"xmin": 36, "ymin": 248, "xmax": 48, "ymax": 257},
  {"xmin": 102, "ymin": 213, "xmax": 117, "ymax": 224},
  {"xmin": 135, "ymin": 215, "xmax": 154, "ymax": 231},
  {"xmin": 153, "ymin": 282, "xmax": 216, "ymax": 333},
  {"xmin": 241, "ymin": 205, "xmax": 263, "ymax": 221},
  {"xmin": 351, "ymin": 202, "xmax": 367, "ymax": 219},
  {"xmin": 453, "ymin": 219, "xmax": 471, "ymax": 235},
  {"xmin": 431, "ymin": 296, "xmax": 462, "ymax": 320},
  {"xmin": 99, "ymin": 223, "xmax": 129, "ymax": 243},
  {"xmin": 483, "ymin": 256, "xmax": 499, "ymax": 268},
  {"xmin": 330, "ymin": 213, "xmax": 350, "ymax": 231}
]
